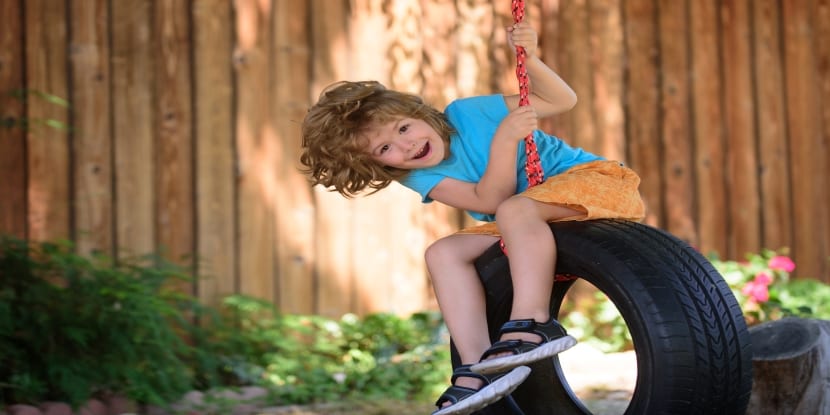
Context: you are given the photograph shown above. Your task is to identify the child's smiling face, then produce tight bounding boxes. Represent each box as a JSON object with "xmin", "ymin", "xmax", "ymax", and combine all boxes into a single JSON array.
[{"xmin": 363, "ymin": 117, "xmax": 448, "ymax": 170}]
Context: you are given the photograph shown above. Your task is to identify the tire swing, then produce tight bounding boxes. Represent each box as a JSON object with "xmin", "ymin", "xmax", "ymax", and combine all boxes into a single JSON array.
[
  {"xmin": 446, "ymin": 1, "xmax": 754, "ymax": 414},
  {"xmin": 455, "ymin": 220, "xmax": 753, "ymax": 414}
]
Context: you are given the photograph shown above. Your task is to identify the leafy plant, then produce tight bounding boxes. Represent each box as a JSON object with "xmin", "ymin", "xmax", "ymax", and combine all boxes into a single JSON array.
[
  {"xmin": 196, "ymin": 296, "xmax": 451, "ymax": 404},
  {"xmin": 0, "ymin": 235, "xmax": 451, "ymax": 408},
  {"xmin": 0, "ymin": 236, "xmax": 198, "ymax": 406},
  {"xmin": 711, "ymin": 249, "xmax": 830, "ymax": 325},
  {"xmin": 561, "ymin": 288, "xmax": 631, "ymax": 353}
]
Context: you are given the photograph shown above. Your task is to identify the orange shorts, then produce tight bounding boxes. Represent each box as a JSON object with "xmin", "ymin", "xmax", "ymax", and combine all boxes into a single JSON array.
[{"xmin": 457, "ymin": 160, "xmax": 646, "ymax": 236}]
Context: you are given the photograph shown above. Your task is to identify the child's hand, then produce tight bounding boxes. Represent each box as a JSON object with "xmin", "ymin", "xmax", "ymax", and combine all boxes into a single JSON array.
[
  {"xmin": 495, "ymin": 106, "xmax": 538, "ymax": 143},
  {"xmin": 507, "ymin": 21, "xmax": 538, "ymax": 58}
]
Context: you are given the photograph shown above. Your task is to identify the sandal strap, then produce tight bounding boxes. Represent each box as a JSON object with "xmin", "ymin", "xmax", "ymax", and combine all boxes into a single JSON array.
[
  {"xmin": 435, "ymin": 364, "xmax": 493, "ymax": 408},
  {"xmin": 450, "ymin": 363, "xmax": 490, "ymax": 385},
  {"xmin": 434, "ymin": 384, "xmax": 478, "ymax": 407},
  {"xmin": 478, "ymin": 339, "xmax": 535, "ymax": 361},
  {"xmin": 499, "ymin": 318, "xmax": 568, "ymax": 343}
]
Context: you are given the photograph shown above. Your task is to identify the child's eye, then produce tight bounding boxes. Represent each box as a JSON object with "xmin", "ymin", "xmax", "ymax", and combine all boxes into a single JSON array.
[
  {"xmin": 398, "ymin": 124, "xmax": 409, "ymax": 134},
  {"xmin": 379, "ymin": 144, "xmax": 390, "ymax": 154}
]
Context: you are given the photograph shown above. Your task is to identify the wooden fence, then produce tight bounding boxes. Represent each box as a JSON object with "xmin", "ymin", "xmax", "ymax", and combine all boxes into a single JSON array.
[{"xmin": 0, "ymin": 0, "xmax": 827, "ymax": 318}]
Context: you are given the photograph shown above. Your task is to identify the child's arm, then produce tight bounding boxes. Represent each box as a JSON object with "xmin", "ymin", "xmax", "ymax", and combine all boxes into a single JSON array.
[
  {"xmin": 427, "ymin": 104, "xmax": 537, "ymax": 215},
  {"xmin": 427, "ymin": 22, "xmax": 573, "ymax": 214},
  {"xmin": 503, "ymin": 22, "xmax": 577, "ymax": 118}
]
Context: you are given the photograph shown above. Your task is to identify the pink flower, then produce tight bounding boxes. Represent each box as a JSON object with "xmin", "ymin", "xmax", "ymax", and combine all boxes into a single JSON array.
[
  {"xmin": 742, "ymin": 280, "xmax": 770, "ymax": 303},
  {"xmin": 768, "ymin": 256, "xmax": 795, "ymax": 273},
  {"xmin": 742, "ymin": 272, "xmax": 773, "ymax": 303},
  {"xmin": 754, "ymin": 271, "xmax": 772, "ymax": 286}
]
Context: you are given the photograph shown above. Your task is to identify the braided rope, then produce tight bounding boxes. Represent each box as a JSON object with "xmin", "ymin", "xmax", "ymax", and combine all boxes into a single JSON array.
[
  {"xmin": 499, "ymin": 0, "xmax": 544, "ymax": 255},
  {"xmin": 511, "ymin": 0, "xmax": 544, "ymax": 186}
]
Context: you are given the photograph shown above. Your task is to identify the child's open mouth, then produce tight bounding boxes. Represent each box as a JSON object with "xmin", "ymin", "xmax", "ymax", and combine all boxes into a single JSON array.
[{"xmin": 413, "ymin": 142, "xmax": 431, "ymax": 159}]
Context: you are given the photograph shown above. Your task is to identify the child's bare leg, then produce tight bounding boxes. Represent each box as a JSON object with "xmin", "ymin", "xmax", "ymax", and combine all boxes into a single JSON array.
[
  {"xmin": 426, "ymin": 233, "xmax": 499, "ymax": 392},
  {"xmin": 494, "ymin": 195, "xmax": 583, "ymax": 343}
]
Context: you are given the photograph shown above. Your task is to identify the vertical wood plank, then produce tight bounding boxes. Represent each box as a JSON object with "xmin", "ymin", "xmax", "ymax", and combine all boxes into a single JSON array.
[
  {"xmin": 559, "ymin": 0, "xmax": 596, "ymax": 152},
  {"xmin": 541, "ymin": 0, "xmax": 573, "ymax": 142},
  {"xmin": 112, "ymin": 0, "xmax": 156, "ymax": 259},
  {"xmin": 589, "ymin": 0, "xmax": 625, "ymax": 162},
  {"xmin": 193, "ymin": 0, "xmax": 236, "ymax": 305},
  {"xmin": 310, "ymin": 0, "xmax": 354, "ymax": 316},
  {"xmin": 752, "ymin": 0, "xmax": 793, "ymax": 255},
  {"xmin": 273, "ymin": 0, "xmax": 315, "ymax": 313},
  {"xmin": 0, "ymin": 0, "xmax": 27, "ymax": 239},
  {"xmin": 690, "ymin": 0, "xmax": 727, "ymax": 257},
  {"xmin": 496, "ymin": 0, "xmax": 520, "ymax": 95},
  {"xmin": 657, "ymin": 0, "xmax": 697, "ymax": 245},
  {"xmin": 623, "ymin": 0, "xmax": 663, "ymax": 227},
  {"xmin": 818, "ymin": 0, "xmax": 830, "ymax": 283},
  {"xmin": 25, "ymin": 0, "xmax": 71, "ymax": 242},
  {"xmin": 155, "ymin": 0, "xmax": 194, "ymax": 288},
  {"xmin": 234, "ymin": 0, "xmax": 277, "ymax": 302},
  {"xmin": 456, "ymin": 0, "xmax": 496, "ymax": 96},
  {"xmin": 69, "ymin": 0, "xmax": 113, "ymax": 256},
  {"xmin": 782, "ymin": 0, "xmax": 828, "ymax": 279},
  {"xmin": 420, "ymin": 0, "xmax": 458, "ymax": 107},
  {"xmin": 551, "ymin": 0, "xmax": 576, "ymax": 133},
  {"xmin": 721, "ymin": 0, "xmax": 760, "ymax": 259}
]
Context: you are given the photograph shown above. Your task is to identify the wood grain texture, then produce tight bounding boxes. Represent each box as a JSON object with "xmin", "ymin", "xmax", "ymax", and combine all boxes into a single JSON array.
[
  {"xmin": 274, "ymin": 0, "xmax": 315, "ymax": 314},
  {"xmin": 657, "ymin": 0, "xmax": 697, "ymax": 245},
  {"xmin": 112, "ymin": 0, "xmax": 156, "ymax": 259},
  {"xmin": 722, "ymin": 0, "xmax": 761, "ymax": 259},
  {"xmin": 622, "ymin": 0, "xmax": 663, "ymax": 228},
  {"xmin": 0, "ymin": 0, "xmax": 27, "ymax": 238},
  {"xmin": 69, "ymin": 0, "xmax": 113, "ymax": 256},
  {"xmin": 24, "ymin": 0, "xmax": 71, "ymax": 242},
  {"xmin": 783, "ymin": 0, "xmax": 828, "ymax": 280},
  {"xmin": 155, "ymin": 0, "xmax": 194, "ymax": 293},
  {"xmin": 753, "ymin": 0, "xmax": 793, "ymax": 257},
  {"xmin": 193, "ymin": 0, "xmax": 235, "ymax": 305},
  {"xmin": 690, "ymin": 0, "xmax": 728, "ymax": 257},
  {"xmin": 234, "ymin": 0, "xmax": 276, "ymax": 302}
]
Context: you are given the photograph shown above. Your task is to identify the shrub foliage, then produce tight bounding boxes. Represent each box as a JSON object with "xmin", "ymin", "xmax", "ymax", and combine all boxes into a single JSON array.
[{"xmin": 0, "ymin": 236, "xmax": 449, "ymax": 408}]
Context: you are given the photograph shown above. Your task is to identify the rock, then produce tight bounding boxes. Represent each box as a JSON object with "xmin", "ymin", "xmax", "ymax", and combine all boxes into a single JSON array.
[
  {"xmin": 78, "ymin": 399, "xmax": 106, "ymax": 415},
  {"xmin": 103, "ymin": 395, "xmax": 137, "ymax": 415},
  {"xmin": 38, "ymin": 402, "xmax": 71, "ymax": 415},
  {"xmin": 6, "ymin": 404, "xmax": 42, "ymax": 415}
]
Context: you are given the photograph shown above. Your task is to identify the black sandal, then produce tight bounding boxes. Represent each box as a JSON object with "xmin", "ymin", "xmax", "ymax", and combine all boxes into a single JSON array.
[
  {"xmin": 432, "ymin": 364, "xmax": 531, "ymax": 415},
  {"xmin": 470, "ymin": 318, "xmax": 577, "ymax": 375}
]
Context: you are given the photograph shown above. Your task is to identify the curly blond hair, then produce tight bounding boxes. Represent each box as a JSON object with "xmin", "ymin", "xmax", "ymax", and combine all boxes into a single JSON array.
[{"xmin": 300, "ymin": 81, "xmax": 453, "ymax": 197}]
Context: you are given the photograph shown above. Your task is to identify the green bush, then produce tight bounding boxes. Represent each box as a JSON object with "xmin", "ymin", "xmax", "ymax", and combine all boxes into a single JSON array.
[
  {"xmin": 196, "ymin": 296, "xmax": 450, "ymax": 404},
  {"xmin": 0, "ymin": 236, "xmax": 450, "ymax": 408},
  {"xmin": 0, "ymin": 237, "xmax": 197, "ymax": 407},
  {"xmin": 711, "ymin": 249, "xmax": 830, "ymax": 325}
]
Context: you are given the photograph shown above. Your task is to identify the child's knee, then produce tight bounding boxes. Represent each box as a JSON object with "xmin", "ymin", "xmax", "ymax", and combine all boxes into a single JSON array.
[
  {"xmin": 425, "ymin": 236, "xmax": 461, "ymax": 268},
  {"xmin": 495, "ymin": 195, "xmax": 536, "ymax": 221}
]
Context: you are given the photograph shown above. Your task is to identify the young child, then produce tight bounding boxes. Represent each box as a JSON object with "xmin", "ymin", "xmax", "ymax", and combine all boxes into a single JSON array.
[{"xmin": 301, "ymin": 21, "xmax": 644, "ymax": 415}]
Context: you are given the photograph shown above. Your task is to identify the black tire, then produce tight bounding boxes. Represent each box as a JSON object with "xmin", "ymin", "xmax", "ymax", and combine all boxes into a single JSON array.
[{"xmin": 451, "ymin": 219, "xmax": 752, "ymax": 415}]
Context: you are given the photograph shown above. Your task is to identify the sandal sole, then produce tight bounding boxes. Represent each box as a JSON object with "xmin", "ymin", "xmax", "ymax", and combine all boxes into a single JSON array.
[
  {"xmin": 432, "ymin": 365, "xmax": 531, "ymax": 415},
  {"xmin": 469, "ymin": 335, "xmax": 577, "ymax": 375}
]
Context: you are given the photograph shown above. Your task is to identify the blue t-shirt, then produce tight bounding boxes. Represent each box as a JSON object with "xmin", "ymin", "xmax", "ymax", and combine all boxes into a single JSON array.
[{"xmin": 400, "ymin": 94, "xmax": 602, "ymax": 221}]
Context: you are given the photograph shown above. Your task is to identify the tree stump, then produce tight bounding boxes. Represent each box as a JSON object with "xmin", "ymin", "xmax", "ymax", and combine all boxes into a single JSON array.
[{"xmin": 747, "ymin": 318, "xmax": 830, "ymax": 415}]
